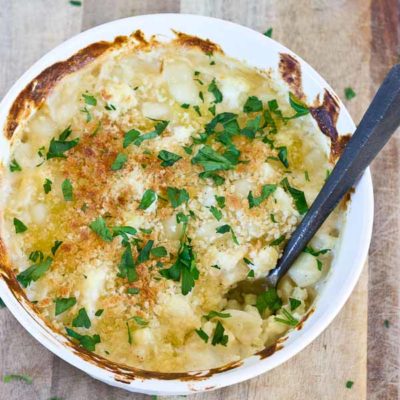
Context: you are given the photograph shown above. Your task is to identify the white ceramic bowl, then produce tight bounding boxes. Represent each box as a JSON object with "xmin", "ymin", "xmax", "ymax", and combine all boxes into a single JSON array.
[{"xmin": 0, "ymin": 14, "xmax": 373, "ymax": 396}]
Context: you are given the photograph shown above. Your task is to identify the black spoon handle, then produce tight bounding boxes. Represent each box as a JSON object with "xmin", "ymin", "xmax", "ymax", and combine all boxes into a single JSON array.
[{"xmin": 267, "ymin": 64, "xmax": 400, "ymax": 287}]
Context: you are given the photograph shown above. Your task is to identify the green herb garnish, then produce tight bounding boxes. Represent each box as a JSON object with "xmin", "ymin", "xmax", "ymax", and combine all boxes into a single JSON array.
[
  {"xmin": 167, "ymin": 187, "xmax": 189, "ymax": 208},
  {"xmin": 43, "ymin": 178, "xmax": 52, "ymax": 194},
  {"xmin": 16, "ymin": 257, "xmax": 53, "ymax": 288},
  {"xmin": 111, "ymin": 153, "xmax": 127, "ymax": 171},
  {"xmin": 61, "ymin": 179, "xmax": 73, "ymax": 201},
  {"xmin": 289, "ymin": 298, "xmax": 301, "ymax": 311},
  {"xmin": 47, "ymin": 126, "xmax": 79, "ymax": 159},
  {"xmin": 256, "ymin": 288, "xmax": 282, "ymax": 314},
  {"xmin": 208, "ymin": 78, "xmax": 223, "ymax": 103},
  {"xmin": 215, "ymin": 195, "xmax": 225, "ymax": 208},
  {"xmin": 51, "ymin": 240, "xmax": 63, "ymax": 256},
  {"xmin": 72, "ymin": 308, "xmax": 91, "ymax": 328},
  {"xmin": 3, "ymin": 374, "xmax": 33, "ymax": 384},
  {"xmin": 151, "ymin": 246, "xmax": 167, "ymax": 258},
  {"xmin": 66, "ymin": 328, "xmax": 100, "ymax": 351},
  {"xmin": 277, "ymin": 146, "xmax": 289, "ymax": 168},
  {"xmin": 216, "ymin": 224, "xmax": 239, "ymax": 244},
  {"xmin": 82, "ymin": 94, "xmax": 97, "ymax": 106},
  {"xmin": 195, "ymin": 328, "xmax": 209, "ymax": 343},
  {"xmin": 54, "ymin": 297, "xmax": 77, "ymax": 316},
  {"xmin": 89, "ymin": 216, "xmax": 113, "ymax": 241},
  {"xmin": 248, "ymin": 184, "xmax": 277, "ymax": 208},
  {"xmin": 264, "ymin": 28, "xmax": 273, "ymax": 38},
  {"xmin": 9, "ymin": 158, "xmax": 22, "ymax": 172},
  {"xmin": 211, "ymin": 321, "xmax": 228, "ymax": 346},
  {"xmin": 280, "ymin": 177, "xmax": 308, "ymax": 215},
  {"xmin": 13, "ymin": 217, "xmax": 27, "ymax": 233},
  {"xmin": 209, "ymin": 206, "xmax": 222, "ymax": 221},
  {"xmin": 158, "ymin": 150, "xmax": 182, "ymax": 167},
  {"xmin": 203, "ymin": 310, "xmax": 231, "ymax": 321},
  {"xmin": 138, "ymin": 189, "xmax": 157, "ymax": 210},
  {"xmin": 274, "ymin": 308, "xmax": 299, "ymax": 326},
  {"xmin": 344, "ymin": 87, "xmax": 356, "ymax": 100},
  {"xmin": 243, "ymin": 96, "xmax": 263, "ymax": 113}
]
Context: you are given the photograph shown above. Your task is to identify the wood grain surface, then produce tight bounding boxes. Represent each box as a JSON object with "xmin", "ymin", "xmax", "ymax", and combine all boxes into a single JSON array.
[{"xmin": 0, "ymin": 1, "xmax": 398, "ymax": 399}]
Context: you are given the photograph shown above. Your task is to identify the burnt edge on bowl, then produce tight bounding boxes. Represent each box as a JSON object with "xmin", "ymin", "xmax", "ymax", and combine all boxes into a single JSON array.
[{"xmin": 0, "ymin": 29, "xmax": 351, "ymax": 384}]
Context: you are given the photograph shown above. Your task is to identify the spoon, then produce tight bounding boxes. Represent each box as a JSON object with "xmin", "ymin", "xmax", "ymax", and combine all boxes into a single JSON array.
[{"xmin": 230, "ymin": 64, "xmax": 400, "ymax": 297}]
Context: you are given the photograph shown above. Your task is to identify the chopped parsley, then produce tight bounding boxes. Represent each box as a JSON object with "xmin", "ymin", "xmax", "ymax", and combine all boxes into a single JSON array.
[
  {"xmin": 105, "ymin": 103, "xmax": 116, "ymax": 111},
  {"xmin": 192, "ymin": 145, "xmax": 239, "ymax": 176},
  {"xmin": 166, "ymin": 187, "xmax": 189, "ymax": 208},
  {"xmin": 137, "ymin": 240, "xmax": 154, "ymax": 264},
  {"xmin": 211, "ymin": 264, "xmax": 221, "ymax": 269},
  {"xmin": 208, "ymin": 104, "xmax": 216, "ymax": 116},
  {"xmin": 243, "ymin": 96, "xmax": 263, "ymax": 113},
  {"xmin": 181, "ymin": 103, "xmax": 190, "ymax": 109},
  {"xmin": 29, "ymin": 250, "xmax": 43, "ymax": 263},
  {"xmin": 209, "ymin": 205, "xmax": 222, "ymax": 221},
  {"xmin": 61, "ymin": 178, "xmax": 73, "ymax": 201},
  {"xmin": 89, "ymin": 216, "xmax": 113, "ymax": 242},
  {"xmin": 151, "ymin": 246, "xmax": 167, "ymax": 257},
  {"xmin": 16, "ymin": 257, "xmax": 52, "ymax": 288},
  {"xmin": 287, "ymin": 92, "xmax": 309, "ymax": 119},
  {"xmin": 256, "ymin": 288, "xmax": 282, "ymax": 314},
  {"xmin": 134, "ymin": 120, "xmax": 169, "ymax": 146},
  {"xmin": 69, "ymin": 0, "xmax": 82, "ymax": 6},
  {"xmin": 199, "ymin": 91, "xmax": 204, "ymax": 102},
  {"xmin": 289, "ymin": 298, "xmax": 301, "ymax": 311},
  {"xmin": 3, "ymin": 374, "xmax": 33, "ymax": 384},
  {"xmin": 80, "ymin": 106, "xmax": 92, "ymax": 122},
  {"xmin": 123, "ymin": 129, "xmax": 141, "ymax": 148},
  {"xmin": 304, "ymin": 246, "xmax": 330, "ymax": 257},
  {"xmin": 138, "ymin": 189, "xmax": 157, "ymax": 210},
  {"xmin": 127, "ymin": 288, "xmax": 140, "ymax": 295},
  {"xmin": 43, "ymin": 178, "xmax": 52, "ymax": 194},
  {"xmin": 247, "ymin": 269, "xmax": 255, "ymax": 278},
  {"xmin": 346, "ymin": 380, "xmax": 354, "ymax": 389},
  {"xmin": 275, "ymin": 308, "xmax": 299, "ymax": 326},
  {"xmin": 270, "ymin": 234, "xmax": 285, "ymax": 246},
  {"xmin": 158, "ymin": 150, "xmax": 182, "ymax": 167},
  {"xmin": 208, "ymin": 78, "xmax": 223, "ymax": 103},
  {"xmin": 112, "ymin": 225, "xmax": 137, "ymax": 242},
  {"xmin": 216, "ymin": 224, "xmax": 239, "ymax": 244},
  {"xmin": 248, "ymin": 184, "xmax": 277, "ymax": 208},
  {"xmin": 264, "ymin": 27, "xmax": 273, "ymax": 38},
  {"xmin": 203, "ymin": 310, "xmax": 231, "ymax": 320},
  {"xmin": 211, "ymin": 321, "xmax": 228, "ymax": 346},
  {"xmin": 195, "ymin": 328, "xmax": 209, "ymax": 343},
  {"xmin": 280, "ymin": 177, "xmax": 308, "ymax": 214},
  {"xmin": 51, "ymin": 240, "xmax": 63, "ymax": 256},
  {"xmin": 54, "ymin": 297, "xmax": 77, "ymax": 316},
  {"xmin": 66, "ymin": 328, "xmax": 100, "ymax": 351},
  {"xmin": 383, "ymin": 319, "xmax": 390, "ymax": 328},
  {"xmin": 95, "ymin": 309, "xmax": 104, "ymax": 316},
  {"xmin": 13, "ymin": 217, "xmax": 27, "ymax": 233},
  {"xmin": 160, "ymin": 239, "xmax": 199, "ymax": 295},
  {"xmin": 47, "ymin": 126, "xmax": 79, "ymax": 159},
  {"xmin": 270, "ymin": 213, "xmax": 277, "ymax": 223},
  {"xmin": 82, "ymin": 93, "xmax": 97, "ymax": 106},
  {"xmin": 277, "ymin": 146, "xmax": 289, "ymax": 168},
  {"xmin": 344, "ymin": 87, "xmax": 356, "ymax": 100},
  {"xmin": 304, "ymin": 170, "xmax": 310, "ymax": 182},
  {"xmin": 111, "ymin": 153, "xmax": 128, "ymax": 171},
  {"xmin": 72, "ymin": 308, "xmax": 91, "ymax": 328},
  {"xmin": 193, "ymin": 105, "xmax": 202, "ymax": 116},
  {"xmin": 118, "ymin": 243, "xmax": 137, "ymax": 282},
  {"xmin": 243, "ymin": 257, "xmax": 254, "ymax": 266},
  {"xmin": 215, "ymin": 195, "xmax": 225, "ymax": 208},
  {"xmin": 0, "ymin": 298, "xmax": 5, "ymax": 309},
  {"xmin": 9, "ymin": 158, "xmax": 22, "ymax": 172}
]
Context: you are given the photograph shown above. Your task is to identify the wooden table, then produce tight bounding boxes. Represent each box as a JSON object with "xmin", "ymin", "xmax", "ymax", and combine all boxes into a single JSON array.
[{"xmin": 0, "ymin": 1, "xmax": 398, "ymax": 399}]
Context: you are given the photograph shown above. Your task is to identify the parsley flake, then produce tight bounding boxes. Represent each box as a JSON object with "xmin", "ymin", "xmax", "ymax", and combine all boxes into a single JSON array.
[
  {"xmin": 243, "ymin": 96, "xmax": 263, "ymax": 113},
  {"xmin": 248, "ymin": 184, "xmax": 277, "ymax": 208},
  {"xmin": 61, "ymin": 179, "xmax": 73, "ymax": 201},
  {"xmin": 43, "ymin": 178, "xmax": 52, "ymax": 194},
  {"xmin": 66, "ymin": 328, "xmax": 100, "ymax": 351},
  {"xmin": 158, "ymin": 150, "xmax": 182, "ymax": 167},
  {"xmin": 111, "ymin": 153, "xmax": 127, "ymax": 171},
  {"xmin": 344, "ymin": 87, "xmax": 356, "ymax": 100},
  {"xmin": 89, "ymin": 216, "xmax": 113, "ymax": 242},
  {"xmin": 195, "ymin": 328, "xmax": 209, "ymax": 343},
  {"xmin": 289, "ymin": 298, "xmax": 301, "ymax": 311},
  {"xmin": 138, "ymin": 189, "xmax": 157, "ymax": 210},
  {"xmin": 212, "ymin": 321, "xmax": 228, "ymax": 346},
  {"xmin": 208, "ymin": 78, "xmax": 223, "ymax": 103},
  {"xmin": 264, "ymin": 28, "xmax": 273, "ymax": 37},
  {"xmin": 9, "ymin": 158, "xmax": 22, "ymax": 172},
  {"xmin": 54, "ymin": 297, "xmax": 76, "ymax": 316},
  {"xmin": 13, "ymin": 217, "xmax": 27, "ymax": 233},
  {"xmin": 17, "ymin": 257, "xmax": 52, "ymax": 288},
  {"xmin": 216, "ymin": 224, "xmax": 239, "ymax": 244},
  {"xmin": 167, "ymin": 187, "xmax": 189, "ymax": 208},
  {"xmin": 256, "ymin": 288, "xmax": 282, "ymax": 314},
  {"xmin": 3, "ymin": 374, "xmax": 32, "ymax": 384},
  {"xmin": 47, "ymin": 126, "xmax": 79, "ymax": 159},
  {"xmin": 82, "ymin": 93, "xmax": 97, "ymax": 106},
  {"xmin": 209, "ymin": 206, "xmax": 222, "ymax": 221},
  {"xmin": 72, "ymin": 308, "xmax": 91, "ymax": 328},
  {"xmin": 203, "ymin": 310, "xmax": 231, "ymax": 320},
  {"xmin": 281, "ymin": 177, "xmax": 308, "ymax": 214}
]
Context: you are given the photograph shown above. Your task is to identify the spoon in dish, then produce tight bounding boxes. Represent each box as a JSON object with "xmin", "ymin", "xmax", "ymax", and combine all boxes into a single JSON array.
[{"xmin": 229, "ymin": 63, "xmax": 400, "ymax": 297}]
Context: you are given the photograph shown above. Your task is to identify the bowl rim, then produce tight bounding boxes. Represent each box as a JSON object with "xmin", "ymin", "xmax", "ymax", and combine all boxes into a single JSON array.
[{"xmin": 0, "ymin": 13, "xmax": 374, "ymax": 396}]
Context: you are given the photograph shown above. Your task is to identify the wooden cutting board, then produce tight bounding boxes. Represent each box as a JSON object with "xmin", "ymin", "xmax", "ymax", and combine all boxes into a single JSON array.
[{"xmin": 0, "ymin": 1, "xmax": 397, "ymax": 399}]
